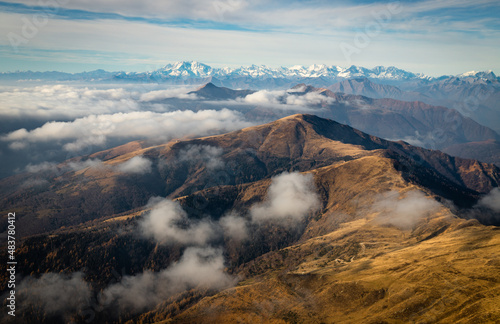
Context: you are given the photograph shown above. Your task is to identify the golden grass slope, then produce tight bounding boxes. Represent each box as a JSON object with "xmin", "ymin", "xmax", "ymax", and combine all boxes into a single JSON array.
[{"xmin": 168, "ymin": 217, "xmax": 500, "ymax": 323}]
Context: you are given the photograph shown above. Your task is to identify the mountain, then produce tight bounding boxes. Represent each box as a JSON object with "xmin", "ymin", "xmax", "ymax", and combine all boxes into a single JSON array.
[
  {"xmin": 185, "ymin": 82, "xmax": 499, "ymax": 165},
  {"xmin": 1, "ymin": 114, "xmax": 499, "ymax": 238},
  {"xmin": 327, "ymin": 77, "xmax": 429, "ymax": 101},
  {"xmin": 3, "ymin": 61, "xmax": 497, "ymax": 85},
  {"xmin": 188, "ymin": 82, "xmax": 255, "ymax": 100},
  {"xmin": 443, "ymin": 139, "xmax": 500, "ymax": 166},
  {"xmin": 1, "ymin": 114, "xmax": 499, "ymax": 323}
]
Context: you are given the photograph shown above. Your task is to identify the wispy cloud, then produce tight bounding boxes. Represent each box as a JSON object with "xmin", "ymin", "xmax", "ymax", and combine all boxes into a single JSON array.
[
  {"xmin": 0, "ymin": 0, "xmax": 498, "ymax": 74},
  {"xmin": 371, "ymin": 190, "xmax": 442, "ymax": 229}
]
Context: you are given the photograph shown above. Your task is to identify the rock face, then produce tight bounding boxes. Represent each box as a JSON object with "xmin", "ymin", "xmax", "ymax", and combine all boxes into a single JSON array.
[{"xmin": 1, "ymin": 114, "xmax": 499, "ymax": 324}]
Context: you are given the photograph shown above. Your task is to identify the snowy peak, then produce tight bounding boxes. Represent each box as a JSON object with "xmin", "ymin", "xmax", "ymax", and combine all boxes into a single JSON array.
[
  {"xmin": 148, "ymin": 61, "xmax": 435, "ymax": 81},
  {"xmin": 160, "ymin": 61, "xmax": 213, "ymax": 77},
  {"xmin": 457, "ymin": 70, "xmax": 497, "ymax": 81}
]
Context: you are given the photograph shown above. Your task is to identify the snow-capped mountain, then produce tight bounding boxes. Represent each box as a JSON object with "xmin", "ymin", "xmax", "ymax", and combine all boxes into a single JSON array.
[
  {"xmin": 457, "ymin": 70, "xmax": 497, "ymax": 82},
  {"xmin": 140, "ymin": 61, "xmax": 436, "ymax": 81},
  {"xmin": 1, "ymin": 61, "xmax": 497, "ymax": 86}
]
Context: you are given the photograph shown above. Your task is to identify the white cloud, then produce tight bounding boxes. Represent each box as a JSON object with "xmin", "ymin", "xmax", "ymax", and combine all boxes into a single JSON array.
[
  {"xmin": 178, "ymin": 144, "xmax": 225, "ymax": 170},
  {"xmin": 0, "ymin": 84, "xmax": 140, "ymax": 120},
  {"xmin": 25, "ymin": 161, "xmax": 58, "ymax": 173},
  {"xmin": 477, "ymin": 187, "xmax": 500, "ymax": 212},
  {"xmin": 18, "ymin": 248, "xmax": 236, "ymax": 315},
  {"xmin": 371, "ymin": 190, "xmax": 442, "ymax": 229},
  {"xmin": 116, "ymin": 156, "xmax": 152, "ymax": 174},
  {"xmin": 139, "ymin": 88, "xmax": 199, "ymax": 101},
  {"xmin": 250, "ymin": 172, "xmax": 320, "ymax": 225},
  {"xmin": 235, "ymin": 89, "xmax": 332, "ymax": 111},
  {"xmin": 101, "ymin": 246, "xmax": 236, "ymax": 312},
  {"xmin": 67, "ymin": 159, "xmax": 106, "ymax": 171},
  {"xmin": 18, "ymin": 272, "xmax": 91, "ymax": 317},
  {"xmin": 2, "ymin": 109, "xmax": 253, "ymax": 152},
  {"xmin": 139, "ymin": 197, "xmax": 216, "ymax": 245},
  {"xmin": 219, "ymin": 211, "xmax": 249, "ymax": 241}
]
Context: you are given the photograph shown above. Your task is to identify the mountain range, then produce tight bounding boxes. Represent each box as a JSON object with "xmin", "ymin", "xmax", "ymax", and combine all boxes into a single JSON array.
[
  {"xmin": 1, "ymin": 114, "xmax": 499, "ymax": 323},
  {"xmin": 3, "ymin": 61, "xmax": 498, "ymax": 132},
  {"xmin": 174, "ymin": 82, "xmax": 500, "ymax": 167},
  {"xmin": 1, "ymin": 61, "xmax": 498, "ymax": 84}
]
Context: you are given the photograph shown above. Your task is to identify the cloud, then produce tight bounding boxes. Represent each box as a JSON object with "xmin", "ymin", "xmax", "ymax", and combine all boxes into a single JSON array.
[
  {"xmin": 0, "ymin": 84, "xmax": 140, "ymax": 120},
  {"xmin": 139, "ymin": 197, "xmax": 216, "ymax": 245},
  {"xmin": 16, "ymin": 248, "xmax": 236, "ymax": 316},
  {"xmin": 219, "ymin": 211, "xmax": 249, "ymax": 241},
  {"xmin": 25, "ymin": 161, "xmax": 59, "ymax": 173},
  {"xmin": 116, "ymin": 155, "xmax": 153, "ymax": 174},
  {"xmin": 250, "ymin": 172, "xmax": 320, "ymax": 225},
  {"xmin": 178, "ymin": 144, "xmax": 225, "ymax": 170},
  {"xmin": 2, "ymin": 109, "xmax": 253, "ymax": 152},
  {"xmin": 140, "ymin": 88, "xmax": 199, "ymax": 101},
  {"xmin": 477, "ymin": 187, "xmax": 500, "ymax": 212},
  {"xmin": 237, "ymin": 89, "xmax": 332, "ymax": 110},
  {"xmin": 101, "ymin": 246, "xmax": 236, "ymax": 312},
  {"xmin": 17, "ymin": 272, "xmax": 92, "ymax": 317},
  {"xmin": 371, "ymin": 190, "xmax": 442, "ymax": 230},
  {"xmin": 67, "ymin": 159, "xmax": 106, "ymax": 171},
  {"xmin": 24, "ymin": 157, "xmax": 153, "ymax": 176}
]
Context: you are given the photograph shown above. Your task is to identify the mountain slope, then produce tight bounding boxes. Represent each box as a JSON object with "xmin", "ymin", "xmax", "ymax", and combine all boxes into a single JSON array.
[{"xmin": 1, "ymin": 114, "xmax": 499, "ymax": 239}]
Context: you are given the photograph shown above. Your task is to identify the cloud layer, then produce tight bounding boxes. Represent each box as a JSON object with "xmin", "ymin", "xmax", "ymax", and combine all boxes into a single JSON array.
[{"xmin": 2, "ymin": 108, "xmax": 252, "ymax": 152}]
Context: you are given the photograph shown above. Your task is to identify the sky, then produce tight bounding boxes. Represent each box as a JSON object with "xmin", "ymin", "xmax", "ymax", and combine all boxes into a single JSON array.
[{"xmin": 0, "ymin": 0, "xmax": 499, "ymax": 76}]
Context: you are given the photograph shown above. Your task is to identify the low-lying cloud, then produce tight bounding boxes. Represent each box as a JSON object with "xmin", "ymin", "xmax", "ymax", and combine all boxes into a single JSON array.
[
  {"xmin": 477, "ymin": 187, "xmax": 500, "ymax": 212},
  {"xmin": 371, "ymin": 190, "xmax": 442, "ymax": 229},
  {"xmin": 17, "ymin": 247, "xmax": 236, "ymax": 317},
  {"xmin": 24, "ymin": 156, "xmax": 153, "ymax": 179},
  {"xmin": 2, "ymin": 109, "xmax": 253, "ymax": 152},
  {"xmin": 17, "ymin": 272, "xmax": 91, "ymax": 317},
  {"xmin": 178, "ymin": 144, "xmax": 225, "ymax": 170},
  {"xmin": 219, "ymin": 211, "xmax": 249, "ymax": 241},
  {"xmin": 139, "ymin": 197, "xmax": 216, "ymax": 245},
  {"xmin": 250, "ymin": 172, "xmax": 320, "ymax": 225},
  {"xmin": 116, "ymin": 156, "xmax": 153, "ymax": 174},
  {"xmin": 0, "ymin": 84, "xmax": 200, "ymax": 121},
  {"xmin": 101, "ymin": 246, "xmax": 236, "ymax": 312},
  {"xmin": 140, "ymin": 88, "xmax": 199, "ymax": 101},
  {"xmin": 237, "ymin": 89, "xmax": 334, "ymax": 110}
]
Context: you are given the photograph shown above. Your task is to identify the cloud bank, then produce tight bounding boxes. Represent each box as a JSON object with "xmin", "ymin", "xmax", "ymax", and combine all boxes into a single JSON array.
[
  {"xmin": 236, "ymin": 89, "xmax": 334, "ymax": 110},
  {"xmin": 2, "ymin": 109, "xmax": 253, "ymax": 152},
  {"xmin": 0, "ymin": 84, "xmax": 199, "ymax": 120}
]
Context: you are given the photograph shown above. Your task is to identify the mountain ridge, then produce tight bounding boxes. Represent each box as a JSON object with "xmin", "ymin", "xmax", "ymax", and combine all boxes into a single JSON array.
[{"xmin": 1, "ymin": 61, "xmax": 497, "ymax": 83}]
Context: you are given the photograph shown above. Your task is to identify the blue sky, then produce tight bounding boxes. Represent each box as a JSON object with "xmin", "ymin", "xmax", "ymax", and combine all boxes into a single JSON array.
[{"xmin": 0, "ymin": 0, "xmax": 499, "ymax": 76}]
